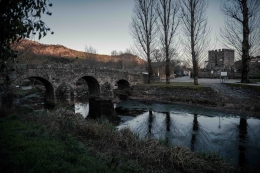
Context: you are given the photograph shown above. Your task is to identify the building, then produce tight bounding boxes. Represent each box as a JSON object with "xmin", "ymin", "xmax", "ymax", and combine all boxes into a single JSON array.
[
  {"xmin": 206, "ymin": 49, "xmax": 235, "ymax": 71},
  {"xmin": 151, "ymin": 61, "xmax": 175, "ymax": 79},
  {"xmin": 251, "ymin": 56, "xmax": 260, "ymax": 63},
  {"xmin": 249, "ymin": 56, "xmax": 260, "ymax": 73}
]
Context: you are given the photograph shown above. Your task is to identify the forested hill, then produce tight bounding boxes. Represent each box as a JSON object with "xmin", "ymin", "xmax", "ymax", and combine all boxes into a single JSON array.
[{"xmin": 14, "ymin": 39, "xmax": 145, "ymax": 69}]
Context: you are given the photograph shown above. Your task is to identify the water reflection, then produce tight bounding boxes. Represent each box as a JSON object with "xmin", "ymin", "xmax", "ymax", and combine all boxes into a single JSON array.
[
  {"xmin": 191, "ymin": 114, "xmax": 199, "ymax": 152},
  {"xmin": 115, "ymin": 100, "xmax": 260, "ymax": 170},
  {"xmin": 75, "ymin": 96, "xmax": 90, "ymax": 118},
  {"xmin": 238, "ymin": 118, "xmax": 247, "ymax": 170},
  {"xmin": 75, "ymin": 102, "xmax": 89, "ymax": 118},
  {"xmin": 74, "ymin": 99, "xmax": 260, "ymax": 170},
  {"xmin": 165, "ymin": 112, "xmax": 171, "ymax": 144}
]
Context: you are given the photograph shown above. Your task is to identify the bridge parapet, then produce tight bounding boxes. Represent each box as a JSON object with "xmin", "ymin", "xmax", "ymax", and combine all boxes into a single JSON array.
[
  {"xmin": 6, "ymin": 64, "xmax": 145, "ymax": 105},
  {"xmin": 16, "ymin": 64, "xmax": 131, "ymax": 73}
]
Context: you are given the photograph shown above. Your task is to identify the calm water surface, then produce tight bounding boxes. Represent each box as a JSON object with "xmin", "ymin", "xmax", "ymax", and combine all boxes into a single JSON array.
[{"xmin": 75, "ymin": 99, "xmax": 260, "ymax": 170}]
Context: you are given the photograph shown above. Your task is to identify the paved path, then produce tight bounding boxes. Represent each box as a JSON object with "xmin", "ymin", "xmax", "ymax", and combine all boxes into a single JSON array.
[{"xmin": 166, "ymin": 76, "xmax": 260, "ymax": 85}]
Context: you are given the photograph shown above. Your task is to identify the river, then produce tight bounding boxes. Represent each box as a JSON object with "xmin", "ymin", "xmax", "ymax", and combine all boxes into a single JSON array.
[
  {"xmin": 15, "ymin": 91, "xmax": 260, "ymax": 171},
  {"xmin": 75, "ymin": 98, "xmax": 260, "ymax": 171}
]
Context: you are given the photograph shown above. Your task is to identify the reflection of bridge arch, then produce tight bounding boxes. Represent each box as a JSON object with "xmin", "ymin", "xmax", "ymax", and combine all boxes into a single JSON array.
[
  {"xmin": 11, "ymin": 74, "xmax": 55, "ymax": 105},
  {"xmin": 74, "ymin": 76, "xmax": 100, "ymax": 97}
]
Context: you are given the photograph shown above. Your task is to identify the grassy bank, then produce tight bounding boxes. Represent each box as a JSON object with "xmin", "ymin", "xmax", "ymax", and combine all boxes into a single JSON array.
[
  {"xmin": 138, "ymin": 82, "xmax": 207, "ymax": 90},
  {"xmin": 225, "ymin": 83, "xmax": 260, "ymax": 92},
  {"xmin": 131, "ymin": 82, "xmax": 222, "ymax": 107},
  {"xmin": 0, "ymin": 108, "xmax": 237, "ymax": 173},
  {"xmin": 249, "ymin": 79, "xmax": 260, "ymax": 83},
  {"xmin": 0, "ymin": 116, "xmax": 119, "ymax": 173}
]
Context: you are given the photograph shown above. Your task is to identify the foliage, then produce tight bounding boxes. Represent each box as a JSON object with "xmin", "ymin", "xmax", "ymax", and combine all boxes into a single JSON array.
[{"xmin": 0, "ymin": 0, "xmax": 53, "ymax": 81}]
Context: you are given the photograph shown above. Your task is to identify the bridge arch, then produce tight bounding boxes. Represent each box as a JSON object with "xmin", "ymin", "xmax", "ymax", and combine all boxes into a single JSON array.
[
  {"xmin": 116, "ymin": 79, "xmax": 130, "ymax": 90},
  {"xmin": 74, "ymin": 76, "xmax": 100, "ymax": 97},
  {"xmin": 11, "ymin": 75, "xmax": 55, "ymax": 105}
]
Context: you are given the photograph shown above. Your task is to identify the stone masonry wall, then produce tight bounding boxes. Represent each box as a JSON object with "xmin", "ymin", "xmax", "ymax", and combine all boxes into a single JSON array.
[{"xmin": 8, "ymin": 64, "xmax": 145, "ymax": 104}]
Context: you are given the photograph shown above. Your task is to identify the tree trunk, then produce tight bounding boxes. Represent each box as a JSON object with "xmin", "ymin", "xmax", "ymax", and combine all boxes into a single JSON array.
[
  {"xmin": 241, "ymin": 54, "xmax": 250, "ymax": 83},
  {"xmin": 148, "ymin": 58, "xmax": 152, "ymax": 84},
  {"xmin": 165, "ymin": 59, "xmax": 170, "ymax": 84},
  {"xmin": 193, "ymin": 62, "xmax": 199, "ymax": 85},
  {"xmin": 190, "ymin": 0, "xmax": 199, "ymax": 85},
  {"xmin": 241, "ymin": 0, "xmax": 250, "ymax": 83}
]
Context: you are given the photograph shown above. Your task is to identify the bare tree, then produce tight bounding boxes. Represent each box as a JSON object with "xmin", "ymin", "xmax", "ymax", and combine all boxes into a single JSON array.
[
  {"xmin": 152, "ymin": 48, "xmax": 164, "ymax": 63},
  {"xmin": 130, "ymin": 0, "xmax": 158, "ymax": 84},
  {"xmin": 111, "ymin": 50, "xmax": 118, "ymax": 56},
  {"xmin": 124, "ymin": 48, "xmax": 132, "ymax": 54},
  {"xmin": 221, "ymin": 0, "xmax": 260, "ymax": 83},
  {"xmin": 156, "ymin": 0, "xmax": 181, "ymax": 84},
  {"xmin": 84, "ymin": 45, "xmax": 98, "ymax": 66},
  {"xmin": 180, "ymin": 0, "xmax": 210, "ymax": 85},
  {"xmin": 85, "ymin": 45, "xmax": 97, "ymax": 54}
]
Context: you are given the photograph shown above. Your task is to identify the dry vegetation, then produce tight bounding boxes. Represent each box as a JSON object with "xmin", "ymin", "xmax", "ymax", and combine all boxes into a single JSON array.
[
  {"xmin": 14, "ymin": 39, "xmax": 145, "ymax": 69},
  {"xmin": 17, "ymin": 108, "xmax": 237, "ymax": 173}
]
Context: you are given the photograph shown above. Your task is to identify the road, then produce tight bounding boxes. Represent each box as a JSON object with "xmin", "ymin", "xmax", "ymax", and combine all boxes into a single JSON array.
[{"xmin": 166, "ymin": 76, "xmax": 240, "ymax": 84}]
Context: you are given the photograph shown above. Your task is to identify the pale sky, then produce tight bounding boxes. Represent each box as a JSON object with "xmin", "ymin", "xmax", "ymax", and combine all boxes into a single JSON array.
[{"xmin": 38, "ymin": 0, "xmax": 224, "ymax": 56}]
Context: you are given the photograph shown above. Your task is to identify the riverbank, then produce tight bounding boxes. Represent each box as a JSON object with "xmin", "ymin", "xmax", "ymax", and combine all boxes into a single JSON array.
[
  {"xmin": 129, "ymin": 82, "xmax": 260, "ymax": 117},
  {"xmin": 0, "ymin": 108, "xmax": 237, "ymax": 173}
]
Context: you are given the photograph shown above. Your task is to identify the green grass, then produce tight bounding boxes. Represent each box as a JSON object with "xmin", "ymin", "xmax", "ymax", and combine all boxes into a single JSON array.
[
  {"xmin": 137, "ymin": 82, "xmax": 207, "ymax": 89},
  {"xmin": 249, "ymin": 79, "xmax": 260, "ymax": 83},
  {"xmin": 0, "ymin": 116, "xmax": 121, "ymax": 173},
  {"xmin": 249, "ymin": 73, "xmax": 260, "ymax": 79}
]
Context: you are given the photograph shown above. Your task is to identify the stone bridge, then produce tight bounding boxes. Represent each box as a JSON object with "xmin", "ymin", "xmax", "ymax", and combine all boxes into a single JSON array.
[{"xmin": 10, "ymin": 64, "xmax": 145, "ymax": 105}]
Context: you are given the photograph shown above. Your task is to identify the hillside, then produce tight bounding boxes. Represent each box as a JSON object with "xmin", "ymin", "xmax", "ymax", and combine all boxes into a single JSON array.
[{"xmin": 14, "ymin": 39, "xmax": 145, "ymax": 69}]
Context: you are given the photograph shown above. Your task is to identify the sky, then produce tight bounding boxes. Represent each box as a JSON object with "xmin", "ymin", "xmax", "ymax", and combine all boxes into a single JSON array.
[{"xmin": 38, "ymin": 0, "xmax": 224, "ymax": 56}]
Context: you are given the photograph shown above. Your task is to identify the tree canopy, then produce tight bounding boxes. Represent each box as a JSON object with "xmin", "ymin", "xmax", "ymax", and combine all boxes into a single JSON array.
[{"xmin": 0, "ymin": 0, "xmax": 53, "ymax": 81}]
